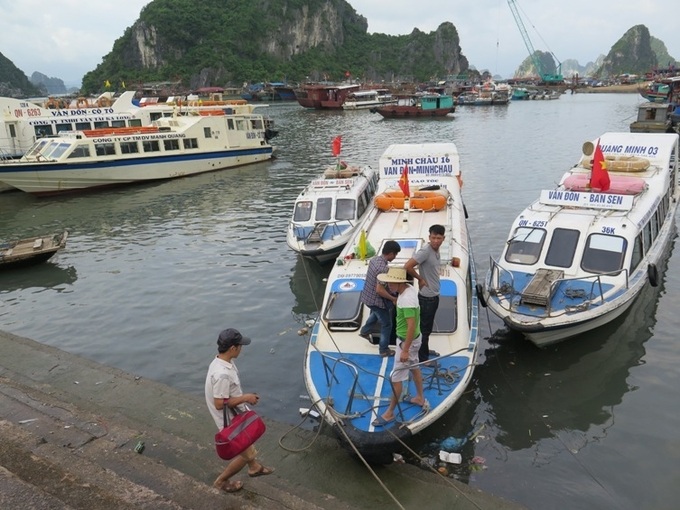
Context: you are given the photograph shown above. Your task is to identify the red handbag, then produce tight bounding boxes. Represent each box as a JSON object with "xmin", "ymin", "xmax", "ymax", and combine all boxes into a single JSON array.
[{"xmin": 215, "ymin": 400, "xmax": 266, "ymax": 460}]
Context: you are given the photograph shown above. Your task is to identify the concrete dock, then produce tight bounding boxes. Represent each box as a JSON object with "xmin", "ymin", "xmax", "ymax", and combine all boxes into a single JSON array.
[{"xmin": 0, "ymin": 330, "xmax": 524, "ymax": 509}]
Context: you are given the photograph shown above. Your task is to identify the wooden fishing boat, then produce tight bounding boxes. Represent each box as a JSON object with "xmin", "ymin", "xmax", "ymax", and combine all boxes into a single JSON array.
[
  {"xmin": 481, "ymin": 132, "xmax": 680, "ymax": 346},
  {"xmin": 371, "ymin": 93, "xmax": 455, "ymax": 118},
  {"xmin": 1, "ymin": 231, "xmax": 68, "ymax": 269}
]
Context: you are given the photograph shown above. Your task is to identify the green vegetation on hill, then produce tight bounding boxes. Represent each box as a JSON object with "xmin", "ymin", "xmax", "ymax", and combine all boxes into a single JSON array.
[
  {"xmin": 0, "ymin": 52, "xmax": 42, "ymax": 97},
  {"xmin": 80, "ymin": 0, "xmax": 468, "ymax": 94}
]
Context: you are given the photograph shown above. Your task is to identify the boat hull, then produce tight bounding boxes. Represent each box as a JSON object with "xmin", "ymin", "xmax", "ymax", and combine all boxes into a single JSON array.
[
  {"xmin": 1, "ymin": 231, "xmax": 68, "ymax": 269},
  {"xmin": 373, "ymin": 106, "xmax": 453, "ymax": 118},
  {"xmin": 0, "ymin": 149, "xmax": 273, "ymax": 195}
]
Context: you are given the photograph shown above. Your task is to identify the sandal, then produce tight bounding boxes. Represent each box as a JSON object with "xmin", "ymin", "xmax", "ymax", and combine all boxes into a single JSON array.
[
  {"xmin": 217, "ymin": 480, "xmax": 243, "ymax": 493},
  {"xmin": 248, "ymin": 465, "xmax": 275, "ymax": 478}
]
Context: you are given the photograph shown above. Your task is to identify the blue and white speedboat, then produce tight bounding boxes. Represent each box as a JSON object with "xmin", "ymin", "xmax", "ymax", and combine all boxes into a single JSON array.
[
  {"xmin": 286, "ymin": 163, "xmax": 379, "ymax": 263},
  {"xmin": 303, "ymin": 143, "xmax": 479, "ymax": 463},
  {"xmin": 481, "ymin": 132, "xmax": 680, "ymax": 347}
]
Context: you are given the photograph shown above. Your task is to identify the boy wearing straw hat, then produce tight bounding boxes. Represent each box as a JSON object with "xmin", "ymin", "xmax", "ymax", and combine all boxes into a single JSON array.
[{"xmin": 372, "ymin": 268, "xmax": 426, "ymax": 426}]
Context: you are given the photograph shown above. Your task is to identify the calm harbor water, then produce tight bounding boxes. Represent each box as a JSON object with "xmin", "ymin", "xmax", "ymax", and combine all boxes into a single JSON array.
[{"xmin": 1, "ymin": 93, "xmax": 678, "ymax": 510}]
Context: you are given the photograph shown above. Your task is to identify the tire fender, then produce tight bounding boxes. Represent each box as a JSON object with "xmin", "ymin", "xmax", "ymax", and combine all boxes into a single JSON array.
[
  {"xmin": 648, "ymin": 263, "xmax": 659, "ymax": 287},
  {"xmin": 476, "ymin": 283, "xmax": 488, "ymax": 308}
]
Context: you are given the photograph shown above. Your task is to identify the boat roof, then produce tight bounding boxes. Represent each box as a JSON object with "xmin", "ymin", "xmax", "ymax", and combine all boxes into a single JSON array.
[{"xmin": 591, "ymin": 132, "xmax": 678, "ymax": 168}]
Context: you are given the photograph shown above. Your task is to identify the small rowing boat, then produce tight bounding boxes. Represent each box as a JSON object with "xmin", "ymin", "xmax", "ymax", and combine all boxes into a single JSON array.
[{"xmin": 1, "ymin": 231, "xmax": 68, "ymax": 269}]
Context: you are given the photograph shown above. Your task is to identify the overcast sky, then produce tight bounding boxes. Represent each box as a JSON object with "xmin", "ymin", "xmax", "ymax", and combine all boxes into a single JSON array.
[{"xmin": 0, "ymin": 0, "xmax": 677, "ymax": 87}]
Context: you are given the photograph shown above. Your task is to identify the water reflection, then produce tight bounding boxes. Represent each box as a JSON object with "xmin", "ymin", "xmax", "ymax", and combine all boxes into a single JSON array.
[
  {"xmin": 288, "ymin": 255, "xmax": 330, "ymax": 317},
  {"xmin": 475, "ymin": 234, "xmax": 674, "ymax": 452},
  {"xmin": 0, "ymin": 263, "xmax": 77, "ymax": 293}
]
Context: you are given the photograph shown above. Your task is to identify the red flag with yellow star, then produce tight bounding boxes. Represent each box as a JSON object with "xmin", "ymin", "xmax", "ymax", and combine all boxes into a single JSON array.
[
  {"xmin": 398, "ymin": 164, "xmax": 410, "ymax": 196},
  {"xmin": 589, "ymin": 141, "xmax": 610, "ymax": 191}
]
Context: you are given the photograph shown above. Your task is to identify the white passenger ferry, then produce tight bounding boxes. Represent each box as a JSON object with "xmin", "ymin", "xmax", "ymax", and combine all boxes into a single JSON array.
[
  {"xmin": 341, "ymin": 89, "xmax": 397, "ymax": 110},
  {"xmin": 0, "ymin": 92, "xmax": 276, "ymax": 160},
  {"xmin": 0, "ymin": 110, "xmax": 274, "ymax": 195},
  {"xmin": 303, "ymin": 143, "xmax": 479, "ymax": 463},
  {"xmin": 481, "ymin": 132, "xmax": 680, "ymax": 347},
  {"xmin": 286, "ymin": 163, "xmax": 379, "ymax": 263}
]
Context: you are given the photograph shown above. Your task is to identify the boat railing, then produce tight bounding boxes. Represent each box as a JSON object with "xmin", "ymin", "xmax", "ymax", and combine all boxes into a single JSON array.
[
  {"xmin": 487, "ymin": 256, "xmax": 517, "ymax": 299},
  {"xmin": 544, "ymin": 269, "xmax": 629, "ymax": 316},
  {"xmin": 487, "ymin": 255, "xmax": 630, "ymax": 316},
  {"xmin": 312, "ymin": 339, "xmax": 473, "ymax": 424}
]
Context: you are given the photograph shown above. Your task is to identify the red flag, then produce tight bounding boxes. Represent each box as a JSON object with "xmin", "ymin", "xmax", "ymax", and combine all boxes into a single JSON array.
[
  {"xmin": 332, "ymin": 136, "xmax": 342, "ymax": 156},
  {"xmin": 398, "ymin": 165, "xmax": 410, "ymax": 196},
  {"xmin": 590, "ymin": 141, "xmax": 610, "ymax": 192}
]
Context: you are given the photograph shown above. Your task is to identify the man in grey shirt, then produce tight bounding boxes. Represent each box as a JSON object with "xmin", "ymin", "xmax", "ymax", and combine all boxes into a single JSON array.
[{"xmin": 404, "ymin": 224, "xmax": 445, "ymax": 363}]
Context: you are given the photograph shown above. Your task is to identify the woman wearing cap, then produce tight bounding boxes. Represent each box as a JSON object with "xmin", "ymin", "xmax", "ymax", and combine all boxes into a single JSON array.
[
  {"xmin": 372, "ymin": 268, "xmax": 426, "ymax": 427},
  {"xmin": 205, "ymin": 328, "xmax": 274, "ymax": 493}
]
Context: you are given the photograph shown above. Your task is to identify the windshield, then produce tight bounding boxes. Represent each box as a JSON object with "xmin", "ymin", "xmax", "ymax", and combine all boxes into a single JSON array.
[
  {"xmin": 505, "ymin": 227, "xmax": 546, "ymax": 265},
  {"xmin": 581, "ymin": 234, "xmax": 627, "ymax": 274}
]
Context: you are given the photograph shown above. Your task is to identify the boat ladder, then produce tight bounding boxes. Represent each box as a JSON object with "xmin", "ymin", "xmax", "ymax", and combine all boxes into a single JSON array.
[{"xmin": 306, "ymin": 222, "xmax": 327, "ymax": 243}]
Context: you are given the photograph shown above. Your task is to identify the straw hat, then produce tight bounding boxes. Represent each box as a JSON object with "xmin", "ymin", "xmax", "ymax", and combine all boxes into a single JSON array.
[{"xmin": 377, "ymin": 267, "xmax": 409, "ymax": 283}]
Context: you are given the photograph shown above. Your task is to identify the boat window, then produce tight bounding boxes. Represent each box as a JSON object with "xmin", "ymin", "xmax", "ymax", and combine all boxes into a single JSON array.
[
  {"xmin": 163, "ymin": 139, "xmax": 180, "ymax": 151},
  {"xmin": 293, "ymin": 201, "xmax": 313, "ymax": 222},
  {"xmin": 323, "ymin": 291, "xmax": 363, "ymax": 331},
  {"xmin": 68, "ymin": 145, "xmax": 91, "ymax": 159},
  {"xmin": 142, "ymin": 140, "xmax": 160, "ymax": 152},
  {"xmin": 651, "ymin": 209, "xmax": 659, "ymax": 240},
  {"xmin": 41, "ymin": 142, "xmax": 63, "ymax": 159},
  {"xmin": 55, "ymin": 123, "xmax": 72, "ymax": 133},
  {"xmin": 149, "ymin": 113, "xmax": 163, "ymax": 122},
  {"xmin": 119, "ymin": 142, "xmax": 139, "ymax": 154},
  {"xmin": 544, "ymin": 228, "xmax": 580, "ymax": 268},
  {"xmin": 504, "ymin": 227, "xmax": 546, "ymax": 265},
  {"xmin": 356, "ymin": 192, "xmax": 368, "ymax": 218},
  {"xmin": 27, "ymin": 139, "xmax": 50, "ymax": 157},
  {"xmin": 111, "ymin": 120, "xmax": 126, "ymax": 128},
  {"xmin": 227, "ymin": 119, "xmax": 235, "ymax": 130},
  {"xmin": 129, "ymin": 119, "xmax": 143, "ymax": 127},
  {"xmin": 643, "ymin": 223, "xmax": 652, "ymax": 254},
  {"xmin": 48, "ymin": 142, "xmax": 72, "ymax": 159},
  {"xmin": 433, "ymin": 296, "xmax": 457, "ymax": 332},
  {"xmin": 250, "ymin": 119, "xmax": 263, "ymax": 130},
  {"xmin": 34, "ymin": 126, "xmax": 53, "ymax": 138},
  {"xmin": 94, "ymin": 121, "xmax": 109, "ymax": 129},
  {"xmin": 630, "ymin": 234, "xmax": 643, "ymax": 273},
  {"xmin": 315, "ymin": 197, "xmax": 332, "ymax": 221},
  {"xmin": 203, "ymin": 127, "xmax": 211, "ymax": 138},
  {"xmin": 336, "ymin": 198, "xmax": 355, "ymax": 221},
  {"xmin": 236, "ymin": 119, "xmax": 247, "ymax": 131},
  {"xmin": 9, "ymin": 124, "xmax": 15, "ymax": 138},
  {"xmin": 581, "ymin": 234, "xmax": 626, "ymax": 274},
  {"xmin": 95, "ymin": 142, "xmax": 116, "ymax": 156},
  {"xmin": 183, "ymin": 138, "xmax": 199, "ymax": 149},
  {"xmin": 75, "ymin": 122, "xmax": 91, "ymax": 131}
]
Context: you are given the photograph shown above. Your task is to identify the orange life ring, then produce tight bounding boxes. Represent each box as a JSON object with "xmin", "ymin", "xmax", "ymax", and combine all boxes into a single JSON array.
[
  {"xmin": 97, "ymin": 97, "xmax": 112, "ymax": 107},
  {"xmin": 75, "ymin": 97, "xmax": 89, "ymax": 108},
  {"xmin": 44, "ymin": 98, "xmax": 60, "ymax": 109},
  {"xmin": 375, "ymin": 190, "xmax": 448, "ymax": 211}
]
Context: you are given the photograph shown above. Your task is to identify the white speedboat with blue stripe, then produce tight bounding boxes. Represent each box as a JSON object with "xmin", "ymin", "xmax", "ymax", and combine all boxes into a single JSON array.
[
  {"xmin": 286, "ymin": 164, "xmax": 379, "ymax": 263},
  {"xmin": 303, "ymin": 143, "xmax": 479, "ymax": 463},
  {"xmin": 481, "ymin": 132, "xmax": 680, "ymax": 347},
  {"xmin": 0, "ymin": 110, "xmax": 273, "ymax": 195}
]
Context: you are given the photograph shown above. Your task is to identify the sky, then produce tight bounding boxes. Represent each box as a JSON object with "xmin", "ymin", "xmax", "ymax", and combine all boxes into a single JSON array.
[{"xmin": 0, "ymin": 0, "xmax": 677, "ymax": 87}]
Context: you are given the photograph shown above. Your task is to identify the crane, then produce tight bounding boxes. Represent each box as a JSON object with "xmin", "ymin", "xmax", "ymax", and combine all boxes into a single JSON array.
[{"xmin": 507, "ymin": 0, "xmax": 563, "ymax": 83}]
